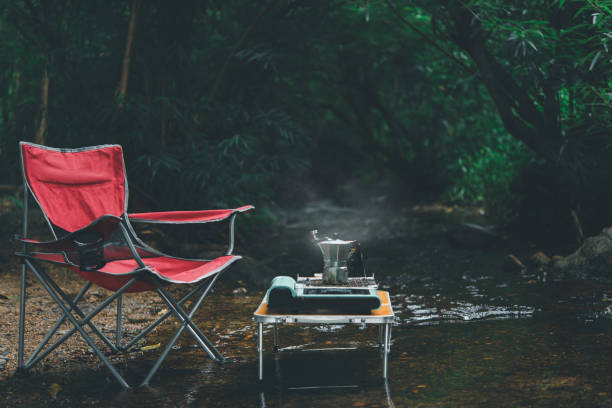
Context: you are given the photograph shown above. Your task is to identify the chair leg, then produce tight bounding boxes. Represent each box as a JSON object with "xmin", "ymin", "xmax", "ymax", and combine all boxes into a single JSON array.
[
  {"xmin": 140, "ymin": 310, "xmax": 192, "ymax": 387},
  {"xmin": 25, "ymin": 273, "xmax": 134, "ymax": 370},
  {"xmin": 116, "ymin": 294, "xmax": 123, "ymax": 349},
  {"xmin": 25, "ymin": 260, "xmax": 135, "ymax": 388},
  {"xmin": 17, "ymin": 264, "xmax": 27, "ymax": 370},
  {"xmin": 25, "ymin": 282, "xmax": 92, "ymax": 368},
  {"xmin": 24, "ymin": 282, "xmax": 126, "ymax": 370},
  {"xmin": 121, "ymin": 282, "xmax": 209, "ymax": 352},
  {"xmin": 20, "ymin": 259, "xmax": 230, "ymax": 389},
  {"xmin": 155, "ymin": 283, "xmax": 221, "ymax": 360},
  {"xmin": 155, "ymin": 278, "xmax": 224, "ymax": 361},
  {"xmin": 18, "ymin": 182, "xmax": 28, "ymax": 371},
  {"xmin": 141, "ymin": 279, "xmax": 219, "ymax": 386},
  {"xmin": 43, "ymin": 270, "xmax": 118, "ymax": 353}
]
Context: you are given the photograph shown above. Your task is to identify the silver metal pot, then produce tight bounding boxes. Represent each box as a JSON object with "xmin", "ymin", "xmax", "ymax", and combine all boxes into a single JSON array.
[{"xmin": 311, "ymin": 230, "xmax": 356, "ymax": 284}]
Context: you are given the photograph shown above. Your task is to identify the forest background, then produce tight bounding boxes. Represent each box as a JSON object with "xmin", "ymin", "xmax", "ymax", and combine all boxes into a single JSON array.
[{"xmin": 0, "ymin": 0, "xmax": 610, "ymax": 251}]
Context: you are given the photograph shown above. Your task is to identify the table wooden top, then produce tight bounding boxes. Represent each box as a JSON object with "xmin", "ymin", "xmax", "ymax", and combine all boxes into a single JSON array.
[{"xmin": 253, "ymin": 290, "xmax": 393, "ymax": 321}]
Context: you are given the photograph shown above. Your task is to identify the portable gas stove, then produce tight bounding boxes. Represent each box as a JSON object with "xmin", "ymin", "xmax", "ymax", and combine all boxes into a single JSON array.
[
  {"xmin": 265, "ymin": 231, "xmax": 382, "ymax": 313},
  {"xmin": 266, "ymin": 273, "xmax": 380, "ymax": 313}
]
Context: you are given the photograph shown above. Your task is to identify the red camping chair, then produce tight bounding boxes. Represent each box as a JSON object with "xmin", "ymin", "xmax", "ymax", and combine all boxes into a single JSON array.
[{"xmin": 15, "ymin": 142, "xmax": 254, "ymax": 388}]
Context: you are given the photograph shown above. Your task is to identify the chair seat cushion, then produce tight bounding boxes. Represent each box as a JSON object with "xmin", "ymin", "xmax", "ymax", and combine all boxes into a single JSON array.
[{"xmin": 76, "ymin": 255, "xmax": 241, "ymax": 292}]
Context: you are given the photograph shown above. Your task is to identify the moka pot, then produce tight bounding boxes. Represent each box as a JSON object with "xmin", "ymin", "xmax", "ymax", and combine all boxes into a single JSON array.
[{"xmin": 311, "ymin": 230, "xmax": 355, "ymax": 284}]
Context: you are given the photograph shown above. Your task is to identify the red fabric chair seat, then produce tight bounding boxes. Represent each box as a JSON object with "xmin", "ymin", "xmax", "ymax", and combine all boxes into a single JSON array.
[{"xmin": 76, "ymin": 255, "xmax": 241, "ymax": 292}]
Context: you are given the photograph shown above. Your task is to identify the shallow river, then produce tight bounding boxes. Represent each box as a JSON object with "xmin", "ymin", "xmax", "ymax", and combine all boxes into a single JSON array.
[{"xmin": 2, "ymin": 200, "xmax": 611, "ymax": 407}]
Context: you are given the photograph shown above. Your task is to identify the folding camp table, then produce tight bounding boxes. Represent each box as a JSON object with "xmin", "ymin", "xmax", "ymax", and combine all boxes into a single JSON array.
[{"xmin": 253, "ymin": 290, "xmax": 394, "ymax": 381}]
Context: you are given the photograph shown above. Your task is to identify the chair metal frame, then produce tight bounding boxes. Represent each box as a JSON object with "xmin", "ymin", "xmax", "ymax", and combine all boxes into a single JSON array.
[{"xmin": 16, "ymin": 143, "xmax": 246, "ymax": 388}]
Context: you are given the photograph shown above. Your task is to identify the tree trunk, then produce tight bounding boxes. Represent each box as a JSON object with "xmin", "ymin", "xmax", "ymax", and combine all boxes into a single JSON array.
[
  {"xmin": 446, "ymin": 4, "xmax": 565, "ymax": 166},
  {"xmin": 118, "ymin": 0, "xmax": 140, "ymax": 109},
  {"xmin": 0, "ymin": 63, "xmax": 10, "ymax": 135},
  {"xmin": 34, "ymin": 66, "xmax": 49, "ymax": 145}
]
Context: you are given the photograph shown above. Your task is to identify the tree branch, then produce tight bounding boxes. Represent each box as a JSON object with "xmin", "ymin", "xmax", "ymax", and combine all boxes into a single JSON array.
[
  {"xmin": 445, "ymin": 3, "xmax": 565, "ymax": 162},
  {"xmin": 384, "ymin": 0, "xmax": 472, "ymax": 72}
]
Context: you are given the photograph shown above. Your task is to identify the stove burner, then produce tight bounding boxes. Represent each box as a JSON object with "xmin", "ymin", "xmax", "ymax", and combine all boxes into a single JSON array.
[{"xmin": 297, "ymin": 275, "xmax": 377, "ymax": 288}]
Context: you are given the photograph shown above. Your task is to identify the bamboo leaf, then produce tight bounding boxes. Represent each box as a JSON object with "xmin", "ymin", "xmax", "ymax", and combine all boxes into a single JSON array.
[{"xmin": 589, "ymin": 50, "xmax": 602, "ymax": 70}]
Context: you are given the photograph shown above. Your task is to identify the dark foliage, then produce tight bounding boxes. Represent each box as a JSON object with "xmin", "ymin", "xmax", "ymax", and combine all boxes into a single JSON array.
[{"xmin": 0, "ymin": 0, "xmax": 610, "ymax": 245}]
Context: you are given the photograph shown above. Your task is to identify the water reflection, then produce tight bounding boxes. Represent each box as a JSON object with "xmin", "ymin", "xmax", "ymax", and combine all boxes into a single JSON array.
[
  {"xmin": 259, "ymin": 381, "xmax": 395, "ymax": 408},
  {"xmin": 252, "ymin": 340, "xmax": 398, "ymax": 408}
]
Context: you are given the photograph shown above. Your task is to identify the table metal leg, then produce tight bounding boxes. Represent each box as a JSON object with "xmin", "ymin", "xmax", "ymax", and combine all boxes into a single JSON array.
[
  {"xmin": 383, "ymin": 323, "xmax": 390, "ymax": 379},
  {"xmin": 384, "ymin": 378, "xmax": 395, "ymax": 407},
  {"xmin": 378, "ymin": 324, "xmax": 383, "ymax": 348},
  {"xmin": 273, "ymin": 322, "xmax": 279, "ymax": 352},
  {"xmin": 258, "ymin": 322, "xmax": 264, "ymax": 381}
]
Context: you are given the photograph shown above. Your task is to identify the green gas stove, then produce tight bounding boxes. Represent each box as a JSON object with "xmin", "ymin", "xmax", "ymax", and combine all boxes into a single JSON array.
[{"xmin": 266, "ymin": 274, "xmax": 381, "ymax": 313}]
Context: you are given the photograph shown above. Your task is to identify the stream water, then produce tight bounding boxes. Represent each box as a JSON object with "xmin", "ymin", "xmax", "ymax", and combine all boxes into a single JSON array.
[{"xmin": 2, "ymin": 199, "xmax": 611, "ymax": 407}]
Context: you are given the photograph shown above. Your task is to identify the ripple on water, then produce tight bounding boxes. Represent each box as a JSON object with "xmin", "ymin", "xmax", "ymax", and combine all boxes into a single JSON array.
[
  {"xmin": 399, "ymin": 297, "xmax": 535, "ymax": 325},
  {"xmin": 310, "ymin": 324, "xmax": 346, "ymax": 332}
]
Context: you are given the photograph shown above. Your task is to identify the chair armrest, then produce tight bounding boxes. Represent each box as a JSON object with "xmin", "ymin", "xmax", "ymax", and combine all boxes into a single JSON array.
[
  {"xmin": 128, "ymin": 205, "xmax": 254, "ymax": 224},
  {"xmin": 16, "ymin": 215, "xmax": 122, "ymax": 252},
  {"xmin": 15, "ymin": 215, "xmax": 137, "ymax": 270}
]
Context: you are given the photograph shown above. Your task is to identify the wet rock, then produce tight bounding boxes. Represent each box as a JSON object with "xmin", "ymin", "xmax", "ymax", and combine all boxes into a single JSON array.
[
  {"xmin": 232, "ymin": 287, "xmax": 247, "ymax": 296},
  {"xmin": 503, "ymin": 254, "xmax": 526, "ymax": 273},
  {"xmin": 529, "ymin": 252, "xmax": 551, "ymax": 267},
  {"xmin": 553, "ymin": 226, "xmax": 612, "ymax": 277},
  {"xmin": 447, "ymin": 222, "xmax": 502, "ymax": 249}
]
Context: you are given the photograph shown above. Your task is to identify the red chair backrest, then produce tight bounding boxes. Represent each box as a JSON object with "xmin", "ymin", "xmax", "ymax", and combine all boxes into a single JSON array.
[{"xmin": 20, "ymin": 143, "xmax": 127, "ymax": 232}]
